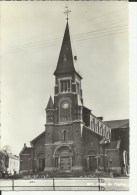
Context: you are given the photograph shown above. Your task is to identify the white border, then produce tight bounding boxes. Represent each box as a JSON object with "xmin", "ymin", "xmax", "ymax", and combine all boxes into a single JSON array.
[{"xmin": 2, "ymin": 2, "xmax": 137, "ymax": 195}]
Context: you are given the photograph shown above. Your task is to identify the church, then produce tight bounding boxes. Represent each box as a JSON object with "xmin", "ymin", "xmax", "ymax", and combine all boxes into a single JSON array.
[{"xmin": 19, "ymin": 17, "xmax": 129, "ymax": 176}]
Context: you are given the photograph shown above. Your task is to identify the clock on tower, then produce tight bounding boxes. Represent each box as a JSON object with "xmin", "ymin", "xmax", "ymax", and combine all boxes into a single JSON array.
[{"xmin": 60, "ymin": 100, "xmax": 71, "ymax": 122}]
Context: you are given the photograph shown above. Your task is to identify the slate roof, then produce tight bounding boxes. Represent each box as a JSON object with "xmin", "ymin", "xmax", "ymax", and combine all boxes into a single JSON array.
[
  {"xmin": 54, "ymin": 21, "xmax": 82, "ymax": 78},
  {"xmin": 104, "ymin": 119, "xmax": 129, "ymax": 129}
]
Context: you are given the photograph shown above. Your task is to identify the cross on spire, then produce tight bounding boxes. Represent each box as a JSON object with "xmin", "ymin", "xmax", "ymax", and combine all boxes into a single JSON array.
[{"xmin": 64, "ymin": 5, "xmax": 71, "ymax": 21}]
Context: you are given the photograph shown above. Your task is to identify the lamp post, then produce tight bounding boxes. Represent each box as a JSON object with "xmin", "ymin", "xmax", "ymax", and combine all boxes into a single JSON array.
[
  {"xmin": 100, "ymin": 137, "xmax": 110, "ymax": 172},
  {"xmin": 103, "ymin": 144, "xmax": 106, "ymax": 171}
]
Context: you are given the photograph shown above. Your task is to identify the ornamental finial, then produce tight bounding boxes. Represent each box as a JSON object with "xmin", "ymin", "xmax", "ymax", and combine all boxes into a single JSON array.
[{"xmin": 64, "ymin": 5, "xmax": 71, "ymax": 21}]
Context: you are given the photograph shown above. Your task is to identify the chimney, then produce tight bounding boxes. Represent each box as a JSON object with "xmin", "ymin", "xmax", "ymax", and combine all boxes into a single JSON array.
[{"xmin": 98, "ymin": 117, "xmax": 103, "ymax": 121}]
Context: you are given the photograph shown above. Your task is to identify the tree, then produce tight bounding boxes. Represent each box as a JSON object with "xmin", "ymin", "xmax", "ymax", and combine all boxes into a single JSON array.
[
  {"xmin": 0, "ymin": 145, "xmax": 12, "ymax": 177},
  {"xmin": 2, "ymin": 145, "xmax": 12, "ymax": 153},
  {"xmin": 0, "ymin": 150, "xmax": 7, "ymax": 177}
]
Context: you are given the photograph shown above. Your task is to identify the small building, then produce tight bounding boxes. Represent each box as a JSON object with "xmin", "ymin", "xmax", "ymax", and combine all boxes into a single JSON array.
[
  {"xmin": 0, "ymin": 150, "xmax": 19, "ymax": 176},
  {"xmin": 7, "ymin": 153, "xmax": 20, "ymax": 175}
]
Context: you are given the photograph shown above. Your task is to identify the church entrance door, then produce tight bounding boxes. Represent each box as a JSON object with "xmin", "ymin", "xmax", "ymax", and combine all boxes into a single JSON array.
[
  {"xmin": 60, "ymin": 157, "xmax": 71, "ymax": 171},
  {"xmin": 55, "ymin": 146, "xmax": 73, "ymax": 172}
]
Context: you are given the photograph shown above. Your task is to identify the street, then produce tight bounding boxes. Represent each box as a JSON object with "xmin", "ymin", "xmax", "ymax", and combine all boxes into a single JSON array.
[{"xmin": 0, "ymin": 177, "xmax": 129, "ymax": 191}]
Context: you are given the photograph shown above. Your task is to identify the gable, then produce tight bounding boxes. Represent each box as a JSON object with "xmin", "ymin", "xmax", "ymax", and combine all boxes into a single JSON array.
[
  {"xmin": 30, "ymin": 131, "xmax": 45, "ymax": 145},
  {"xmin": 20, "ymin": 147, "xmax": 32, "ymax": 155}
]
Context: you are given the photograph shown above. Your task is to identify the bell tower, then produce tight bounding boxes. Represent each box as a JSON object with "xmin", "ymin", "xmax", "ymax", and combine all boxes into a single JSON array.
[
  {"xmin": 53, "ymin": 19, "xmax": 83, "ymax": 123},
  {"xmin": 45, "ymin": 6, "xmax": 84, "ymax": 172}
]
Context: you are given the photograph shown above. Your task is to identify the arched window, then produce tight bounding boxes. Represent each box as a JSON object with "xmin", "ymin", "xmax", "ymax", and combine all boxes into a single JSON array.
[
  {"xmin": 92, "ymin": 118, "xmax": 95, "ymax": 131},
  {"xmin": 59, "ymin": 99, "xmax": 71, "ymax": 122},
  {"xmin": 91, "ymin": 121, "xmax": 93, "ymax": 130},
  {"xmin": 97, "ymin": 121, "xmax": 99, "ymax": 133},
  {"xmin": 103, "ymin": 126, "xmax": 106, "ymax": 138},
  {"xmin": 63, "ymin": 130, "xmax": 68, "ymax": 141},
  {"xmin": 76, "ymin": 82, "xmax": 80, "ymax": 94},
  {"xmin": 106, "ymin": 129, "xmax": 110, "ymax": 139},
  {"xmin": 100, "ymin": 125, "xmax": 103, "ymax": 135},
  {"xmin": 60, "ymin": 79, "xmax": 71, "ymax": 93}
]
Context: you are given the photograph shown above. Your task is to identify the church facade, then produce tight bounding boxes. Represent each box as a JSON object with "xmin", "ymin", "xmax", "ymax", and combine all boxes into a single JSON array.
[{"xmin": 20, "ymin": 21, "xmax": 128, "ymax": 176}]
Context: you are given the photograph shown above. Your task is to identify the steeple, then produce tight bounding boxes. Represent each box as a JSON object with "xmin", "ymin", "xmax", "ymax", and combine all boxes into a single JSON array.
[
  {"xmin": 46, "ymin": 96, "xmax": 54, "ymax": 110},
  {"xmin": 54, "ymin": 21, "xmax": 82, "ymax": 79}
]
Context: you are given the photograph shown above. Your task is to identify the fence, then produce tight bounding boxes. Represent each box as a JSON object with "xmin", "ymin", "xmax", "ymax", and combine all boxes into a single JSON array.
[{"xmin": 0, "ymin": 178, "xmax": 105, "ymax": 191}]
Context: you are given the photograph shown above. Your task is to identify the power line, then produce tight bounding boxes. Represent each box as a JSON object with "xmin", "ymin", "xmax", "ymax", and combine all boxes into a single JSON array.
[
  {"xmin": 0, "ymin": 42, "xmax": 59, "ymax": 56},
  {"xmin": 72, "ymin": 24, "xmax": 127, "ymax": 38},
  {"xmin": 74, "ymin": 30, "xmax": 128, "ymax": 43},
  {"xmin": 1, "ymin": 24, "xmax": 128, "ymax": 55},
  {"xmin": 1, "ymin": 23, "xmax": 127, "ymax": 52},
  {"xmin": 1, "ymin": 29, "xmax": 128, "ymax": 56}
]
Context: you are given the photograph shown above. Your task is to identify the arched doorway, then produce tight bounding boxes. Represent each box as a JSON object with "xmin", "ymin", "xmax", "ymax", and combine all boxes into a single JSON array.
[
  {"xmin": 87, "ymin": 150, "xmax": 97, "ymax": 171},
  {"xmin": 37, "ymin": 153, "xmax": 45, "ymax": 171},
  {"xmin": 60, "ymin": 150, "xmax": 71, "ymax": 171},
  {"xmin": 54, "ymin": 146, "xmax": 73, "ymax": 172}
]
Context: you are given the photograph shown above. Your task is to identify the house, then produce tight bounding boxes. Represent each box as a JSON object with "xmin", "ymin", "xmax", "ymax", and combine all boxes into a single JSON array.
[
  {"xmin": 7, "ymin": 153, "xmax": 20, "ymax": 175},
  {"xmin": 0, "ymin": 150, "xmax": 19, "ymax": 176}
]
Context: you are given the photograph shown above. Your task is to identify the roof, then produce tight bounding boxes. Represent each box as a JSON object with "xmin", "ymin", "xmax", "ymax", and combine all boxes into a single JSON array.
[
  {"xmin": 8, "ymin": 153, "xmax": 19, "ymax": 160},
  {"xmin": 54, "ymin": 21, "xmax": 82, "ymax": 78},
  {"xmin": 30, "ymin": 131, "xmax": 45, "ymax": 144},
  {"xmin": 19, "ymin": 145, "xmax": 32, "ymax": 155},
  {"xmin": 104, "ymin": 119, "xmax": 129, "ymax": 129},
  {"xmin": 83, "ymin": 125, "xmax": 102, "ymax": 138},
  {"xmin": 46, "ymin": 96, "xmax": 54, "ymax": 109},
  {"xmin": 0, "ymin": 150, "xmax": 19, "ymax": 159},
  {"xmin": 23, "ymin": 148, "xmax": 32, "ymax": 154},
  {"xmin": 83, "ymin": 106, "xmax": 91, "ymax": 112}
]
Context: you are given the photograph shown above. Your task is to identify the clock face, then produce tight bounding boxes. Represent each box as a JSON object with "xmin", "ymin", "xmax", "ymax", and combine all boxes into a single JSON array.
[{"xmin": 62, "ymin": 101, "xmax": 69, "ymax": 109}]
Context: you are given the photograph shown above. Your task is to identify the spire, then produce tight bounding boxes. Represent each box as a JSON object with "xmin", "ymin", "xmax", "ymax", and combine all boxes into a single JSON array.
[
  {"xmin": 54, "ymin": 22, "xmax": 74, "ymax": 75},
  {"xmin": 54, "ymin": 6, "xmax": 82, "ymax": 78},
  {"xmin": 54, "ymin": 22, "xmax": 82, "ymax": 78},
  {"xmin": 46, "ymin": 96, "xmax": 54, "ymax": 110}
]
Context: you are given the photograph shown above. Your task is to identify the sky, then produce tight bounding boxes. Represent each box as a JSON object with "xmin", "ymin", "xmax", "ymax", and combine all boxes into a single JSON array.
[{"xmin": 0, "ymin": 1, "xmax": 129, "ymax": 155}]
